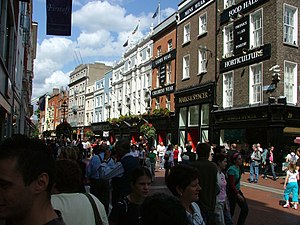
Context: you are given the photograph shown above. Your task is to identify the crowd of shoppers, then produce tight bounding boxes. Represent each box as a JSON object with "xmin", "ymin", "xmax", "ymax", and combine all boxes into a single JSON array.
[{"xmin": 1, "ymin": 134, "xmax": 299, "ymax": 225}]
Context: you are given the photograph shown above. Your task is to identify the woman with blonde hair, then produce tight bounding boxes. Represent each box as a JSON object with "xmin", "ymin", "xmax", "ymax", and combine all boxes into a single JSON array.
[{"xmin": 282, "ymin": 161, "xmax": 299, "ymax": 209}]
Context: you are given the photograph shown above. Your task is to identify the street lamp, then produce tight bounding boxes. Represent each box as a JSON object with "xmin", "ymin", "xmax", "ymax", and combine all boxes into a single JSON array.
[{"xmin": 61, "ymin": 101, "xmax": 68, "ymax": 122}]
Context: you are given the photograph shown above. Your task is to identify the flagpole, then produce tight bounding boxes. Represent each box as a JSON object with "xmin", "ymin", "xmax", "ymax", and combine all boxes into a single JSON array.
[{"xmin": 158, "ymin": 2, "xmax": 161, "ymax": 24}]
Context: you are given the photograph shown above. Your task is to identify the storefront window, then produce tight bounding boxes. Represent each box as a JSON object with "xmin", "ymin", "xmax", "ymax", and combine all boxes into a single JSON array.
[
  {"xmin": 201, "ymin": 104, "xmax": 209, "ymax": 125},
  {"xmin": 201, "ymin": 129, "xmax": 208, "ymax": 142},
  {"xmin": 179, "ymin": 107, "xmax": 187, "ymax": 127},
  {"xmin": 179, "ymin": 130, "xmax": 185, "ymax": 147},
  {"xmin": 189, "ymin": 105, "xmax": 199, "ymax": 127}
]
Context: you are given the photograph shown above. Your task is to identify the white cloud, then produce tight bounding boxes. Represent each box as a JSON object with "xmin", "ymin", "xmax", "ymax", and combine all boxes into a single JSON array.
[{"xmin": 33, "ymin": 0, "xmax": 176, "ymax": 100}]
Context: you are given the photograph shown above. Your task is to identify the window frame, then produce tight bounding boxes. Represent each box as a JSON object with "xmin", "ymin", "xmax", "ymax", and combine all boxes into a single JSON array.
[
  {"xmin": 182, "ymin": 54, "xmax": 190, "ymax": 80},
  {"xmin": 250, "ymin": 8, "xmax": 263, "ymax": 49},
  {"xmin": 198, "ymin": 48, "xmax": 207, "ymax": 74},
  {"xmin": 223, "ymin": 71, "xmax": 234, "ymax": 108},
  {"xmin": 283, "ymin": 3, "xmax": 298, "ymax": 46},
  {"xmin": 183, "ymin": 23, "xmax": 191, "ymax": 44},
  {"xmin": 223, "ymin": 23, "xmax": 234, "ymax": 57},
  {"xmin": 224, "ymin": 0, "xmax": 235, "ymax": 9},
  {"xmin": 284, "ymin": 60, "xmax": 297, "ymax": 104},
  {"xmin": 249, "ymin": 63, "xmax": 263, "ymax": 104},
  {"xmin": 199, "ymin": 12, "xmax": 207, "ymax": 36}
]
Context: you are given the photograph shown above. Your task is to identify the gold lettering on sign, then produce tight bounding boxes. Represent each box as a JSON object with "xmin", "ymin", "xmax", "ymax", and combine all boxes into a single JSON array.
[{"xmin": 178, "ymin": 92, "xmax": 208, "ymax": 103}]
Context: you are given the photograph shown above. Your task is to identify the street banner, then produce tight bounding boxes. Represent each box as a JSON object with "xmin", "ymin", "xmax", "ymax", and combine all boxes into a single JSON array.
[{"xmin": 46, "ymin": 0, "xmax": 72, "ymax": 36}]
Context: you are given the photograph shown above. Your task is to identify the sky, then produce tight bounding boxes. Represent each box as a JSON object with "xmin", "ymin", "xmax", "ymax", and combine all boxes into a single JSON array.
[{"xmin": 32, "ymin": 0, "xmax": 178, "ymax": 101}]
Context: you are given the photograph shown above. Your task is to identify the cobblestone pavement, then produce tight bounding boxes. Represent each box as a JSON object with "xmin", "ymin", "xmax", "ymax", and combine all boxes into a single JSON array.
[{"xmin": 150, "ymin": 169, "xmax": 300, "ymax": 225}]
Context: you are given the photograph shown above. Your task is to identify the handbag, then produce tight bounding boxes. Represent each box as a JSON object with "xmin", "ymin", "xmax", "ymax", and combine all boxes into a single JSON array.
[{"xmin": 84, "ymin": 193, "xmax": 103, "ymax": 225}]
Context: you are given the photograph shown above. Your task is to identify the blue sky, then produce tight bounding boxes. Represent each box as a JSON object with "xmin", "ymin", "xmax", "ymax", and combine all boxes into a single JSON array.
[{"xmin": 32, "ymin": 0, "xmax": 178, "ymax": 100}]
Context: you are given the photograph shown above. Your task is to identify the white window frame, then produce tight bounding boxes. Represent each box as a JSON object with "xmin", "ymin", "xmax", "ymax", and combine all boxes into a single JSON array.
[
  {"xmin": 168, "ymin": 39, "xmax": 173, "ymax": 51},
  {"xmin": 166, "ymin": 95, "xmax": 171, "ymax": 110},
  {"xmin": 223, "ymin": 24, "xmax": 234, "ymax": 57},
  {"xmin": 250, "ymin": 9, "xmax": 263, "ymax": 49},
  {"xmin": 223, "ymin": 71, "xmax": 234, "ymax": 108},
  {"xmin": 182, "ymin": 54, "xmax": 190, "ymax": 80},
  {"xmin": 199, "ymin": 13, "xmax": 207, "ymax": 35},
  {"xmin": 224, "ymin": 0, "xmax": 235, "ymax": 9},
  {"xmin": 249, "ymin": 63, "xmax": 263, "ymax": 104},
  {"xmin": 284, "ymin": 61, "xmax": 297, "ymax": 104},
  {"xmin": 166, "ymin": 62, "xmax": 172, "ymax": 84},
  {"xmin": 183, "ymin": 23, "xmax": 191, "ymax": 43},
  {"xmin": 283, "ymin": 4, "xmax": 298, "ymax": 46},
  {"xmin": 198, "ymin": 48, "xmax": 207, "ymax": 74}
]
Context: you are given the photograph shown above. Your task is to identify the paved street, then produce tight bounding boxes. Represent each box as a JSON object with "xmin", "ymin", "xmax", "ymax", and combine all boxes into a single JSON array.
[{"xmin": 150, "ymin": 170, "xmax": 300, "ymax": 225}]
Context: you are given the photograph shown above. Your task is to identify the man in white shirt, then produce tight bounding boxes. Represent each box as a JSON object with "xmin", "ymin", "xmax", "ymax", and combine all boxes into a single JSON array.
[{"xmin": 157, "ymin": 142, "xmax": 166, "ymax": 169}]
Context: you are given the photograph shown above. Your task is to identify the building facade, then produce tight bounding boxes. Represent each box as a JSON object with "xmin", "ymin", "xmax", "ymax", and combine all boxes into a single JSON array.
[
  {"xmin": 151, "ymin": 12, "xmax": 177, "ymax": 146},
  {"xmin": 175, "ymin": 0, "xmax": 217, "ymax": 149},
  {"xmin": 214, "ymin": 0, "xmax": 300, "ymax": 152},
  {"xmin": 68, "ymin": 63, "xmax": 111, "ymax": 140},
  {"xmin": 0, "ymin": 0, "xmax": 37, "ymax": 140}
]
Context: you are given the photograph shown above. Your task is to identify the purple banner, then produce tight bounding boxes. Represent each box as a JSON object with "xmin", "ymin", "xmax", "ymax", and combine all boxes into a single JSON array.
[{"xmin": 46, "ymin": 0, "xmax": 72, "ymax": 36}]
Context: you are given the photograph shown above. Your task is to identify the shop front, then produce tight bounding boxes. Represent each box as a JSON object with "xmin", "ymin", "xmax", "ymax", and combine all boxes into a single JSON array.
[
  {"xmin": 174, "ymin": 83, "xmax": 215, "ymax": 150},
  {"xmin": 213, "ymin": 103, "xmax": 300, "ymax": 162}
]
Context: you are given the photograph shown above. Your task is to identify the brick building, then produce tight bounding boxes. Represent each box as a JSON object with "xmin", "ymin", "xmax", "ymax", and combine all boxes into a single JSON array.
[
  {"xmin": 175, "ymin": 0, "xmax": 218, "ymax": 149},
  {"xmin": 213, "ymin": 0, "xmax": 300, "ymax": 152}
]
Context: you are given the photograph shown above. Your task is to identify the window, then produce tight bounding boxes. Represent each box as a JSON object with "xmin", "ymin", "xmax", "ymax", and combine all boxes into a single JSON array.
[
  {"xmin": 198, "ymin": 48, "xmax": 207, "ymax": 74},
  {"xmin": 250, "ymin": 9, "xmax": 263, "ymax": 48},
  {"xmin": 283, "ymin": 4, "xmax": 298, "ymax": 45},
  {"xmin": 166, "ymin": 95, "xmax": 171, "ymax": 110},
  {"xmin": 157, "ymin": 46, "xmax": 162, "ymax": 57},
  {"xmin": 168, "ymin": 39, "xmax": 173, "ymax": 51},
  {"xmin": 182, "ymin": 55, "xmax": 190, "ymax": 79},
  {"xmin": 201, "ymin": 104, "xmax": 209, "ymax": 125},
  {"xmin": 223, "ymin": 24, "xmax": 234, "ymax": 57},
  {"xmin": 188, "ymin": 105, "xmax": 199, "ymax": 126},
  {"xmin": 249, "ymin": 63, "xmax": 262, "ymax": 104},
  {"xmin": 183, "ymin": 23, "xmax": 191, "ymax": 43},
  {"xmin": 199, "ymin": 13, "xmax": 207, "ymax": 35},
  {"xmin": 155, "ymin": 97, "xmax": 160, "ymax": 109},
  {"xmin": 224, "ymin": 0, "xmax": 235, "ymax": 9},
  {"xmin": 179, "ymin": 107, "xmax": 187, "ymax": 127},
  {"xmin": 284, "ymin": 61, "xmax": 297, "ymax": 104},
  {"xmin": 223, "ymin": 72, "xmax": 233, "ymax": 108}
]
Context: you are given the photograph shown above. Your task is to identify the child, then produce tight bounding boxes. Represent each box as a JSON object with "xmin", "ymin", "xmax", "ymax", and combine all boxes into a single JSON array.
[{"xmin": 283, "ymin": 161, "xmax": 299, "ymax": 209}]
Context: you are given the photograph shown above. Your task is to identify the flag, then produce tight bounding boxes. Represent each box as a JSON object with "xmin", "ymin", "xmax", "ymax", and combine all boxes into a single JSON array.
[
  {"xmin": 132, "ymin": 24, "xmax": 139, "ymax": 35},
  {"xmin": 46, "ymin": 0, "xmax": 72, "ymax": 36},
  {"xmin": 152, "ymin": 5, "xmax": 159, "ymax": 18},
  {"xmin": 123, "ymin": 39, "xmax": 129, "ymax": 47}
]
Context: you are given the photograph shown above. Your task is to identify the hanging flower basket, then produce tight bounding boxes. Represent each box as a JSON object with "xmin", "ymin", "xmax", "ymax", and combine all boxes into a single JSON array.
[{"xmin": 140, "ymin": 123, "xmax": 156, "ymax": 139}]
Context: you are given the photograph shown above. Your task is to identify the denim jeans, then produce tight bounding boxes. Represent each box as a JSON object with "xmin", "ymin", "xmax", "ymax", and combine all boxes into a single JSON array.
[
  {"xmin": 249, "ymin": 161, "xmax": 259, "ymax": 182},
  {"xmin": 228, "ymin": 191, "xmax": 248, "ymax": 225},
  {"xmin": 263, "ymin": 163, "xmax": 276, "ymax": 179}
]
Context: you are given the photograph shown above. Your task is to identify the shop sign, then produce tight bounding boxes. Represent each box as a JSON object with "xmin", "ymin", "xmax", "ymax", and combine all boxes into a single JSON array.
[
  {"xmin": 220, "ymin": 44, "xmax": 271, "ymax": 72},
  {"xmin": 151, "ymin": 84, "xmax": 175, "ymax": 98},
  {"xmin": 152, "ymin": 50, "xmax": 176, "ymax": 68},
  {"xmin": 177, "ymin": 91, "xmax": 209, "ymax": 105},
  {"xmin": 234, "ymin": 16, "xmax": 249, "ymax": 55},
  {"xmin": 159, "ymin": 64, "xmax": 166, "ymax": 86},
  {"xmin": 178, "ymin": 0, "xmax": 214, "ymax": 23},
  {"xmin": 220, "ymin": 0, "xmax": 269, "ymax": 25},
  {"xmin": 91, "ymin": 123, "xmax": 110, "ymax": 131}
]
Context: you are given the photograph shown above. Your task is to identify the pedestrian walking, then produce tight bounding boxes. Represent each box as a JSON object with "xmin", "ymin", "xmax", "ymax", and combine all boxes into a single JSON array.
[
  {"xmin": 212, "ymin": 154, "xmax": 233, "ymax": 225},
  {"xmin": 0, "ymin": 135, "xmax": 66, "ymax": 225},
  {"xmin": 227, "ymin": 152, "xmax": 248, "ymax": 225},
  {"xmin": 166, "ymin": 164, "xmax": 205, "ymax": 225},
  {"xmin": 157, "ymin": 142, "xmax": 166, "ymax": 169},
  {"xmin": 282, "ymin": 161, "xmax": 299, "ymax": 209},
  {"xmin": 249, "ymin": 144, "xmax": 261, "ymax": 183},
  {"xmin": 108, "ymin": 167, "xmax": 152, "ymax": 225},
  {"xmin": 262, "ymin": 146, "xmax": 277, "ymax": 180}
]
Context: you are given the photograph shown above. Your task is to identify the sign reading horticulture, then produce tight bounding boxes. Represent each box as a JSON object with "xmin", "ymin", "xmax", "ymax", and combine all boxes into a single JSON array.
[
  {"xmin": 220, "ymin": 0, "xmax": 269, "ymax": 25},
  {"xmin": 234, "ymin": 16, "xmax": 249, "ymax": 54},
  {"xmin": 220, "ymin": 44, "xmax": 271, "ymax": 72},
  {"xmin": 179, "ymin": 0, "xmax": 214, "ymax": 23}
]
